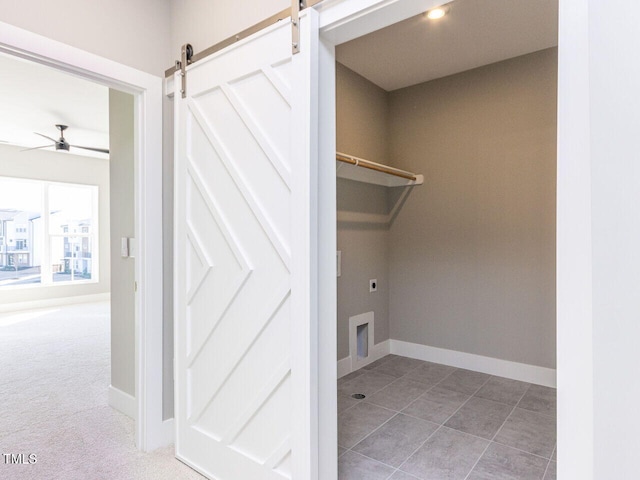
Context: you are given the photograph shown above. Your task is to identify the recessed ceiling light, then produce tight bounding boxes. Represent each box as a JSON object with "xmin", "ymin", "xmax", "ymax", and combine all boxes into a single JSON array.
[{"xmin": 426, "ymin": 6, "xmax": 449, "ymax": 20}]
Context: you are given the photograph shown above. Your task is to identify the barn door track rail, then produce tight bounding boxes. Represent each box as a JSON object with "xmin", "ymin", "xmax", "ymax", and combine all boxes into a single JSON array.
[{"xmin": 166, "ymin": 0, "xmax": 323, "ymax": 98}]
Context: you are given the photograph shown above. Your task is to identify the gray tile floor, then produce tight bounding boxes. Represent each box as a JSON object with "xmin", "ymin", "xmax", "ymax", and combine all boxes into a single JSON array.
[{"xmin": 338, "ymin": 355, "xmax": 556, "ymax": 480}]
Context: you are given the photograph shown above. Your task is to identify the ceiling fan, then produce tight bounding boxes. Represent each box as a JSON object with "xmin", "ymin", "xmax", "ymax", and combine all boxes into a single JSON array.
[{"xmin": 23, "ymin": 124, "xmax": 109, "ymax": 154}]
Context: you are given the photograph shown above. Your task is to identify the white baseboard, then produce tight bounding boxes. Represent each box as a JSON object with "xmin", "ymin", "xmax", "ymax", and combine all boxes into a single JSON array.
[
  {"xmin": 337, "ymin": 356, "xmax": 352, "ymax": 379},
  {"xmin": 337, "ymin": 339, "xmax": 390, "ymax": 379},
  {"xmin": 160, "ymin": 418, "xmax": 175, "ymax": 447},
  {"xmin": 0, "ymin": 292, "xmax": 111, "ymax": 313},
  {"xmin": 109, "ymin": 385, "xmax": 136, "ymax": 419},
  {"xmin": 391, "ymin": 340, "xmax": 556, "ymax": 388},
  {"xmin": 145, "ymin": 418, "xmax": 175, "ymax": 451}
]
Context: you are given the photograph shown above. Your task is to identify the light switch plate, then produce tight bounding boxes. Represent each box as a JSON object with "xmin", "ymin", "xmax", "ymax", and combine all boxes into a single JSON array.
[{"xmin": 121, "ymin": 237, "xmax": 129, "ymax": 258}]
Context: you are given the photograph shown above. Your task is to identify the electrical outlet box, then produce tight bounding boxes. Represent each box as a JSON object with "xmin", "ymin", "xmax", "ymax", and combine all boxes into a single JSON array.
[{"xmin": 369, "ymin": 279, "xmax": 377, "ymax": 292}]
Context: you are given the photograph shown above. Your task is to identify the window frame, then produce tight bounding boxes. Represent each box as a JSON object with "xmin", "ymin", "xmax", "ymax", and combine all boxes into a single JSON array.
[{"xmin": 0, "ymin": 176, "xmax": 99, "ymax": 289}]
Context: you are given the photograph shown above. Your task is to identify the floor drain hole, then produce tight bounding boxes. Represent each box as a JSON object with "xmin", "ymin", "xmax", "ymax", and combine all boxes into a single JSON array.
[{"xmin": 352, "ymin": 393, "xmax": 366, "ymax": 400}]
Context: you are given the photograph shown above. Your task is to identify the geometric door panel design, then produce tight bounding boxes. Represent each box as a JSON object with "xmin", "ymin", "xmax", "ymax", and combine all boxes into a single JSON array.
[{"xmin": 174, "ymin": 11, "xmax": 318, "ymax": 480}]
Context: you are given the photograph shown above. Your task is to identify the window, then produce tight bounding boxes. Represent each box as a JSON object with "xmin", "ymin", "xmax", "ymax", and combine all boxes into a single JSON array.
[
  {"xmin": 49, "ymin": 184, "xmax": 96, "ymax": 283},
  {"xmin": 0, "ymin": 177, "xmax": 98, "ymax": 288}
]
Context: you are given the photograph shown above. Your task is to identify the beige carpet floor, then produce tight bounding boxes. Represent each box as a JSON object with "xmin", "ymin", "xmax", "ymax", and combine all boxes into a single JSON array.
[{"xmin": 0, "ymin": 301, "xmax": 204, "ymax": 480}]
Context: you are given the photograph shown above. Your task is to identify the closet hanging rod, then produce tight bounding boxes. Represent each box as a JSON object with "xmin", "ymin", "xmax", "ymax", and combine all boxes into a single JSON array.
[{"xmin": 336, "ymin": 152, "xmax": 417, "ymax": 181}]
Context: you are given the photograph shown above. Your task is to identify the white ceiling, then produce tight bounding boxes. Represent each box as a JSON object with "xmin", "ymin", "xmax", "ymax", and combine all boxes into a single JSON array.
[
  {"xmin": 0, "ymin": 52, "xmax": 109, "ymax": 158},
  {"xmin": 336, "ymin": 0, "xmax": 558, "ymax": 91}
]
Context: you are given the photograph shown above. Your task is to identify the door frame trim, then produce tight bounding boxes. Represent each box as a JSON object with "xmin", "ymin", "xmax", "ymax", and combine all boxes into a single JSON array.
[{"xmin": 0, "ymin": 21, "xmax": 168, "ymax": 451}]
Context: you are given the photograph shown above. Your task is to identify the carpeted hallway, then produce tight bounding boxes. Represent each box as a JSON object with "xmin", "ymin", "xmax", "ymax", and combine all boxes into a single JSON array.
[{"xmin": 0, "ymin": 301, "xmax": 203, "ymax": 480}]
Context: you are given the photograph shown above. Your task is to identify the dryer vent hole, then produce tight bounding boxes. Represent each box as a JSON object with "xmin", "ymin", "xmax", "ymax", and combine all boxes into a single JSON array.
[
  {"xmin": 356, "ymin": 323, "xmax": 369, "ymax": 359},
  {"xmin": 352, "ymin": 393, "xmax": 366, "ymax": 400}
]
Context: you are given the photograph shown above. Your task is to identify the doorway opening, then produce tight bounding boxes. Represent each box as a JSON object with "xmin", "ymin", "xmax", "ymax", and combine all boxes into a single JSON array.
[
  {"xmin": 0, "ymin": 21, "xmax": 166, "ymax": 457},
  {"xmin": 328, "ymin": 1, "xmax": 558, "ymax": 478},
  {"xmin": 0, "ymin": 50, "xmax": 142, "ymax": 474}
]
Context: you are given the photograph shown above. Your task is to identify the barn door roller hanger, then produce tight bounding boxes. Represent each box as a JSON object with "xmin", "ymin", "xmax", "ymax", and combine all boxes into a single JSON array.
[{"xmin": 167, "ymin": 0, "xmax": 322, "ymax": 98}]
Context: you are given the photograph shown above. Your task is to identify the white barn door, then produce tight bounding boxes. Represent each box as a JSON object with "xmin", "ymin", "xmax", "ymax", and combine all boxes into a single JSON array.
[{"xmin": 174, "ymin": 10, "xmax": 319, "ymax": 480}]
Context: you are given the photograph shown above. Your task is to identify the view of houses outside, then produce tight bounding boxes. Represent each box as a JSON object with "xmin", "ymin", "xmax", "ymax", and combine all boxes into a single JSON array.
[
  {"xmin": 0, "ymin": 179, "xmax": 43, "ymax": 286},
  {"xmin": 49, "ymin": 183, "xmax": 95, "ymax": 283},
  {"xmin": 0, "ymin": 178, "xmax": 96, "ymax": 287}
]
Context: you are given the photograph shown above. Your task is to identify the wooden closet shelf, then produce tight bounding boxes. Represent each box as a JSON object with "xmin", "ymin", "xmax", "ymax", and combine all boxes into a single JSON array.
[{"xmin": 336, "ymin": 152, "xmax": 424, "ymax": 187}]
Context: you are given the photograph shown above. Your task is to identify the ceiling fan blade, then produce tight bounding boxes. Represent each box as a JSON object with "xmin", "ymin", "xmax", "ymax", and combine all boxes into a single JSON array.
[
  {"xmin": 71, "ymin": 144, "xmax": 110, "ymax": 154},
  {"xmin": 21, "ymin": 145, "xmax": 52, "ymax": 152},
  {"xmin": 34, "ymin": 132, "xmax": 58, "ymax": 143}
]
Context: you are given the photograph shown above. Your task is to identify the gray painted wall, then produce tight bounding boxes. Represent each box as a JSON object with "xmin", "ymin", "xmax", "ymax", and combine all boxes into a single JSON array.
[
  {"xmin": 387, "ymin": 48, "xmax": 557, "ymax": 368},
  {"xmin": 162, "ymin": 96, "xmax": 175, "ymax": 419},
  {"xmin": 336, "ymin": 63, "xmax": 390, "ymax": 360},
  {"xmin": 109, "ymin": 90, "xmax": 136, "ymax": 396}
]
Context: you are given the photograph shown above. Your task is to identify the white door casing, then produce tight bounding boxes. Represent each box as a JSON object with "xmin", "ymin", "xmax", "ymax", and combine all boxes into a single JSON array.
[{"xmin": 174, "ymin": 10, "xmax": 319, "ymax": 480}]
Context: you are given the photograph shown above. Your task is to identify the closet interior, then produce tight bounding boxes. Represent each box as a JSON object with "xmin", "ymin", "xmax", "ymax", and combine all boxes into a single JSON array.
[{"xmin": 334, "ymin": 1, "xmax": 558, "ymax": 478}]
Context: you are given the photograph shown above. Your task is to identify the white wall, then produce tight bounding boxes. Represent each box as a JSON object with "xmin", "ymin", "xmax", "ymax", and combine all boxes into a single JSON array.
[
  {"xmin": 170, "ymin": 0, "xmax": 287, "ymax": 59},
  {"xmin": 0, "ymin": 144, "xmax": 110, "ymax": 305},
  {"xmin": 558, "ymin": 0, "xmax": 640, "ymax": 477},
  {"xmin": 556, "ymin": 1, "xmax": 592, "ymax": 476},
  {"xmin": 578, "ymin": 0, "xmax": 640, "ymax": 477},
  {"xmin": 0, "ymin": 0, "xmax": 172, "ymax": 76}
]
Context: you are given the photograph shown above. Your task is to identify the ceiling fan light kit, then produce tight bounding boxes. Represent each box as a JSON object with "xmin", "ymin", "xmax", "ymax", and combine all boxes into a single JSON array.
[{"xmin": 22, "ymin": 124, "xmax": 109, "ymax": 154}]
